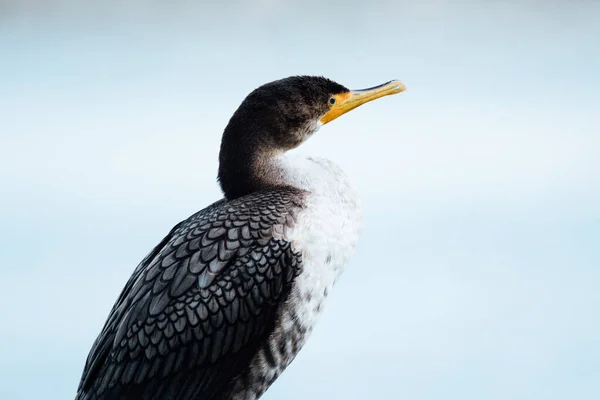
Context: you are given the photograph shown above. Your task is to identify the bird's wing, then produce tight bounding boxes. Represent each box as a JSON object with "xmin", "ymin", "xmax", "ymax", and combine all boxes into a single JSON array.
[{"xmin": 76, "ymin": 189, "xmax": 304, "ymax": 400}]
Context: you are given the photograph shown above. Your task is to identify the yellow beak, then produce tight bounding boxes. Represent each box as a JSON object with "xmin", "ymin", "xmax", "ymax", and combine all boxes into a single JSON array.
[{"xmin": 320, "ymin": 80, "xmax": 406, "ymax": 125}]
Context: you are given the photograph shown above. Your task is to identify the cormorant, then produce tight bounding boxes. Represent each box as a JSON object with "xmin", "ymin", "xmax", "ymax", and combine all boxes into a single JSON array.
[{"xmin": 75, "ymin": 76, "xmax": 405, "ymax": 400}]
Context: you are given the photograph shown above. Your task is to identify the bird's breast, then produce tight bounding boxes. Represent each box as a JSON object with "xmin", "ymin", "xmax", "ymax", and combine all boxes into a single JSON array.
[
  {"xmin": 288, "ymin": 158, "xmax": 363, "ymax": 329},
  {"xmin": 270, "ymin": 156, "xmax": 363, "ymax": 369},
  {"xmin": 227, "ymin": 157, "xmax": 362, "ymax": 400}
]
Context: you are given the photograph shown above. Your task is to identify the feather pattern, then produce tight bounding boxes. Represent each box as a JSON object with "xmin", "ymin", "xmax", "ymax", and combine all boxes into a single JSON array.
[{"xmin": 76, "ymin": 189, "xmax": 305, "ymax": 400}]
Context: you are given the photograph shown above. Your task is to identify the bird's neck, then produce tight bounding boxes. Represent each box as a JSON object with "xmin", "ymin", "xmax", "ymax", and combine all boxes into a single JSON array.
[{"xmin": 218, "ymin": 134, "xmax": 289, "ymax": 200}]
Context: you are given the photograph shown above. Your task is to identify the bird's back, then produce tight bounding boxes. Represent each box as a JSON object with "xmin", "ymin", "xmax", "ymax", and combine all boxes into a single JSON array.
[{"xmin": 76, "ymin": 189, "xmax": 305, "ymax": 400}]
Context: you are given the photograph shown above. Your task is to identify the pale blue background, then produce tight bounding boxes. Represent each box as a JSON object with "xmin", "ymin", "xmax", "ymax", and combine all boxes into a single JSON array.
[{"xmin": 1, "ymin": 1, "xmax": 599, "ymax": 399}]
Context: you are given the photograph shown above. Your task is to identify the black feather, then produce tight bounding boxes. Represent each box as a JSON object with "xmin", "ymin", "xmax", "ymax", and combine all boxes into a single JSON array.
[{"xmin": 75, "ymin": 189, "xmax": 304, "ymax": 400}]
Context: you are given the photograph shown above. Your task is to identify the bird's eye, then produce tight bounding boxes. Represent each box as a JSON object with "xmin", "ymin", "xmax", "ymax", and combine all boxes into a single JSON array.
[{"xmin": 329, "ymin": 97, "xmax": 336, "ymax": 106}]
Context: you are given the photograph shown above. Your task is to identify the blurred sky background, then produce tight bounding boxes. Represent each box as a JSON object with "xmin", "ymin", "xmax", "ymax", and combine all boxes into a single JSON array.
[{"xmin": 1, "ymin": 1, "xmax": 599, "ymax": 399}]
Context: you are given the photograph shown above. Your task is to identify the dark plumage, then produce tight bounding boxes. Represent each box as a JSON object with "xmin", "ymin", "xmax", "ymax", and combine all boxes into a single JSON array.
[{"xmin": 76, "ymin": 190, "xmax": 304, "ymax": 400}]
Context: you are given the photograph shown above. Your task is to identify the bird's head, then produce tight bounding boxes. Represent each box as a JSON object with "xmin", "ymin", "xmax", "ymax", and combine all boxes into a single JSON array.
[
  {"xmin": 222, "ymin": 75, "xmax": 405, "ymax": 153},
  {"xmin": 218, "ymin": 75, "xmax": 405, "ymax": 198}
]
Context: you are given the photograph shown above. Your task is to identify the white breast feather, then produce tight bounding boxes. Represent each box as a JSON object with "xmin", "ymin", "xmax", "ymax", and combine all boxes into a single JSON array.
[{"xmin": 284, "ymin": 156, "xmax": 362, "ymax": 330}]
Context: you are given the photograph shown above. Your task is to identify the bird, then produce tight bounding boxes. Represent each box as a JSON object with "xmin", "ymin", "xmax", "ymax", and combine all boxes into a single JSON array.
[{"xmin": 75, "ymin": 75, "xmax": 405, "ymax": 400}]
